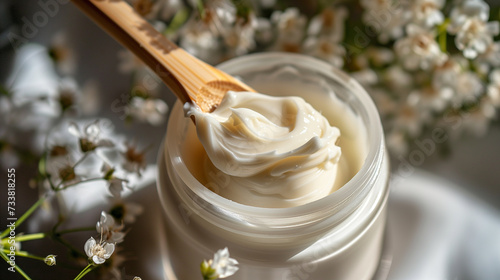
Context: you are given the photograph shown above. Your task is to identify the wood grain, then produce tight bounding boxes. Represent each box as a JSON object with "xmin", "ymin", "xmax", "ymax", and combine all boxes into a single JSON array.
[{"xmin": 71, "ymin": 0, "xmax": 255, "ymax": 112}]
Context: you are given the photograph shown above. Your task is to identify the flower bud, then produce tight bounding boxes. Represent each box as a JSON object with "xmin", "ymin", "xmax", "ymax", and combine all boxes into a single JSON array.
[{"xmin": 44, "ymin": 254, "xmax": 57, "ymax": 266}]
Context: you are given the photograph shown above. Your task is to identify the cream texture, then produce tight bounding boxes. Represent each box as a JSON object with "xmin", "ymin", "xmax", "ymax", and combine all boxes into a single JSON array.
[{"xmin": 186, "ymin": 91, "xmax": 342, "ymax": 207}]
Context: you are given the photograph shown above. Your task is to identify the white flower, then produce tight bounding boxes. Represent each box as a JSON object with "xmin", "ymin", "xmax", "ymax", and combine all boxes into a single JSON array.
[
  {"xmin": 307, "ymin": 7, "xmax": 348, "ymax": 42},
  {"xmin": 84, "ymin": 237, "xmax": 115, "ymax": 265},
  {"xmin": 179, "ymin": 19, "xmax": 224, "ymax": 64},
  {"xmin": 432, "ymin": 56, "xmax": 467, "ymax": 91},
  {"xmin": 366, "ymin": 47, "xmax": 395, "ymax": 67},
  {"xmin": 45, "ymin": 158, "xmax": 83, "ymax": 188},
  {"xmin": 451, "ymin": 71, "xmax": 484, "ymax": 107},
  {"xmin": 351, "ymin": 69, "xmax": 378, "ymax": 87},
  {"xmin": 392, "ymin": 100, "xmax": 430, "ymax": 137},
  {"xmin": 394, "ymin": 24, "xmax": 447, "ymax": 70},
  {"xmin": 127, "ymin": 96, "xmax": 168, "ymax": 126},
  {"xmin": 96, "ymin": 211, "xmax": 126, "ymax": 244},
  {"xmin": 454, "ymin": 17, "xmax": 499, "ymax": 59},
  {"xmin": 101, "ymin": 163, "xmax": 128, "ymax": 198},
  {"xmin": 56, "ymin": 78, "xmax": 79, "ymax": 113},
  {"xmin": 270, "ymin": 8, "xmax": 307, "ymax": 52},
  {"xmin": 204, "ymin": 0, "xmax": 237, "ymax": 36},
  {"xmin": 222, "ymin": 14, "xmax": 258, "ymax": 57},
  {"xmin": 381, "ymin": 65, "xmax": 413, "ymax": 91},
  {"xmin": 48, "ymin": 31, "xmax": 76, "ymax": 75},
  {"xmin": 449, "ymin": 0, "xmax": 490, "ymax": 29},
  {"xmin": 409, "ymin": 0, "xmax": 445, "ymax": 29},
  {"xmin": 202, "ymin": 248, "xmax": 239, "ymax": 279},
  {"xmin": 108, "ymin": 198, "xmax": 144, "ymax": 224},
  {"xmin": 68, "ymin": 120, "xmax": 114, "ymax": 153},
  {"xmin": 407, "ymin": 85, "xmax": 453, "ymax": 112},
  {"xmin": 474, "ymin": 42, "xmax": 500, "ymax": 74},
  {"xmin": 302, "ymin": 37, "xmax": 346, "ymax": 68},
  {"xmin": 122, "ymin": 143, "xmax": 147, "ymax": 176},
  {"xmin": 360, "ymin": 0, "xmax": 410, "ymax": 43},
  {"xmin": 448, "ymin": 0, "xmax": 499, "ymax": 59}
]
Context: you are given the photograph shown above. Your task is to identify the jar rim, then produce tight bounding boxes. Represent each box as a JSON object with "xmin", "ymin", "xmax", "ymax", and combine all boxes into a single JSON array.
[{"xmin": 165, "ymin": 52, "xmax": 385, "ymax": 232}]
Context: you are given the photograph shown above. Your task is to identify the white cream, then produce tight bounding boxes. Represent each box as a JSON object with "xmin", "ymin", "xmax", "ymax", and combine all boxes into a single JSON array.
[{"xmin": 186, "ymin": 91, "xmax": 342, "ymax": 207}]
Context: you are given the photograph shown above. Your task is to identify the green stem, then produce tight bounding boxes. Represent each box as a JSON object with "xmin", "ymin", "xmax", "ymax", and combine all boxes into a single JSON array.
[
  {"xmin": 57, "ymin": 177, "xmax": 104, "ymax": 191},
  {"xmin": 0, "ymin": 196, "xmax": 45, "ymax": 238},
  {"xmin": 15, "ymin": 233, "xmax": 46, "ymax": 243},
  {"xmin": 74, "ymin": 264, "xmax": 94, "ymax": 280},
  {"xmin": 437, "ymin": 18, "xmax": 450, "ymax": 53},
  {"xmin": 0, "ymin": 251, "xmax": 32, "ymax": 279},
  {"xmin": 2, "ymin": 249, "xmax": 45, "ymax": 261},
  {"xmin": 165, "ymin": 7, "xmax": 189, "ymax": 35}
]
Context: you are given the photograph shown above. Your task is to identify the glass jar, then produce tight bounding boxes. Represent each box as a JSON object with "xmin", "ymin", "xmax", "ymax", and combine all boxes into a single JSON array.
[{"xmin": 157, "ymin": 53, "xmax": 390, "ymax": 280}]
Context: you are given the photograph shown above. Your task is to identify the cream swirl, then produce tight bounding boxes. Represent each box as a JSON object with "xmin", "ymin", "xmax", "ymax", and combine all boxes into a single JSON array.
[{"xmin": 186, "ymin": 91, "xmax": 342, "ymax": 208}]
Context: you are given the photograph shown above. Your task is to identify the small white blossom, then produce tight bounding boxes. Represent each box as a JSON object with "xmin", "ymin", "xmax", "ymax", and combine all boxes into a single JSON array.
[
  {"xmin": 407, "ymin": 85, "xmax": 453, "ymax": 112},
  {"xmin": 96, "ymin": 211, "xmax": 126, "ymax": 244},
  {"xmin": 360, "ymin": 0, "xmax": 410, "ymax": 43},
  {"xmin": 392, "ymin": 100, "xmax": 430, "ymax": 137},
  {"xmin": 395, "ymin": 24, "xmax": 447, "ymax": 70},
  {"xmin": 303, "ymin": 37, "xmax": 346, "ymax": 68},
  {"xmin": 409, "ymin": 0, "xmax": 445, "ymax": 29},
  {"xmin": 48, "ymin": 31, "xmax": 76, "ymax": 75},
  {"xmin": 109, "ymin": 198, "xmax": 144, "ymax": 224},
  {"xmin": 474, "ymin": 42, "xmax": 500, "ymax": 74},
  {"xmin": 366, "ymin": 47, "xmax": 395, "ymax": 67},
  {"xmin": 122, "ymin": 143, "xmax": 147, "ymax": 176},
  {"xmin": 448, "ymin": 0, "xmax": 499, "ymax": 59},
  {"xmin": 127, "ymin": 97, "xmax": 168, "ymax": 126},
  {"xmin": 307, "ymin": 7, "xmax": 348, "ymax": 42},
  {"xmin": 449, "ymin": 0, "xmax": 490, "ymax": 29},
  {"xmin": 271, "ymin": 8, "xmax": 307, "ymax": 52},
  {"xmin": 68, "ymin": 120, "xmax": 114, "ymax": 153},
  {"xmin": 84, "ymin": 237, "xmax": 115, "ymax": 265},
  {"xmin": 204, "ymin": 0, "xmax": 237, "ymax": 36},
  {"xmin": 351, "ymin": 69, "xmax": 378, "ymax": 87},
  {"xmin": 202, "ymin": 248, "xmax": 239, "ymax": 279},
  {"xmin": 180, "ymin": 19, "xmax": 224, "ymax": 64},
  {"xmin": 450, "ymin": 71, "xmax": 484, "ymax": 107},
  {"xmin": 432, "ymin": 56, "xmax": 467, "ymax": 91},
  {"xmin": 381, "ymin": 66, "xmax": 414, "ymax": 91},
  {"xmin": 101, "ymin": 163, "xmax": 128, "ymax": 198},
  {"xmin": 222, "ymin": 15, "xmax": 258, "ymax": 57},
  {"xmin": 454, "ymin": 18, "xmax": 499, "ymax": 59}
]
